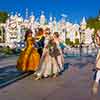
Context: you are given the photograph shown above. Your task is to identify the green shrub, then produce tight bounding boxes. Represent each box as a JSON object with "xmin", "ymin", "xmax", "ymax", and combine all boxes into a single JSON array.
[
  {"xmin": 65, "ymin": 38, "xmax": 74, "ymax": 46},
  {"xmin": 65, "ymin": 38, "xmax": 70, "ymax": 45},
  {"xmin": 69, "ymin": 41, "xmax": 74, "ymax": 47},
  {"xmin": 75, "ymin": 38, "xmax": 80, "ymax": 45},
  {"xmin": 2, "ymin": 47, "xmax": 13, "ymax": 55}
]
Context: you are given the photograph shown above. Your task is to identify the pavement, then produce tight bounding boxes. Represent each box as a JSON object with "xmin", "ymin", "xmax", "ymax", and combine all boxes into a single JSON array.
[
  {"xmin": 0, "ymin": 55, "xmax": 18, "ymax": 68},
  {"xmin": 0, "ymin": 54, "xmax": 100, "ymax": 100}
]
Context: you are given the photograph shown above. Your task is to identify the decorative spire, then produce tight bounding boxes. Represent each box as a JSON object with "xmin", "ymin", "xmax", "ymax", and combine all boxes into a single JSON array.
[
  {"xmin": 40, "ymin": 11, "xmax": 46, "ymax": 25},
  {"xmin": 10, "ymin": 11, "xmax": 14, "ymax": 19},
  {"xmin": 50, "ymin": 16, "xmax": 52, "ymax": 22},
  {"xmin": 81, "ymin": 17, "xmax": 86, "ymax": 25},
  {"xmin": 15, "ymin": 12, "xmax": 18, "ymax": 15},
  {"xmin": 80, "ymin": 17, "xmax": 87, "ymax": 30},
  {"xmin": 18, "ymin": 13, "xmax": 21, "ymax": 17},
  {"xmin": 41, "ymin": 11, "xmax": 44, "ymax": 15},
  {"xmin": 11, "ymin": 12, "xmax": 14, "ymax": 16},
  {"xmin": 53, "ymin": 17, "xmax": 57, "ymax": 25},
  {"xmin": 25, "ymin": 8, "xmax": 29, "ymax": 19},
  {"xmin": 49, "ymin": 13, "xmax": 53, "ymax": 22},
  {"xmin": 54, "ymin": 17, "xmax": 56, "ymax": 21}
]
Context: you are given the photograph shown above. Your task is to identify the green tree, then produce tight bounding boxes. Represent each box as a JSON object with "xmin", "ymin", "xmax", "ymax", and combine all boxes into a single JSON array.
[
  {"xmin": 0, "ymin": 12, "xmax": 9, "ymax": 23},
  {"xmin": 75, "ymin": 38, "xmax": 79, "ymax": 46},
  {"xmin": 87, "ymin": 17, "xmax": 100, "ymax": 30},
  {"xmin": 86, "ymin": 10, "xmax": 100, "ymax": 32},
  {"xmin": 65, "ymin": 38, "xmax": 70, "ymax": 45}
]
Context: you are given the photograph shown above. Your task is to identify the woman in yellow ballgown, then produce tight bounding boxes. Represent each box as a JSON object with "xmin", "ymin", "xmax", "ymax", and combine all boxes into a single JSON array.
[{"xmin": 16, "ymin": 29, "xmax": 40, "ymax": 72}]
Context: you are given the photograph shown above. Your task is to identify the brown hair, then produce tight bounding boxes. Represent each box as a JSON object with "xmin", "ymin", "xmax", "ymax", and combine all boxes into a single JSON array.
[
  {"xmin": 24, "ymin": 29, "xmax": 33, "ymax": 41},
  {"xmin": 54, "ymin": 32, "xmax": 59, "ymax": 38},
  {"xmin": 45, "ymin": 27, "xmax": 50, "ymax": 31},
  {"xmin": 36, "ymin": 28, "xmax": 44, "ymax": 36}
]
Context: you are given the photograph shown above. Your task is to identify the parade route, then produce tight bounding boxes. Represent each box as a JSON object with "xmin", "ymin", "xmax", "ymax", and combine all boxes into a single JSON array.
[{"xmin": 0, "ymin": 55, "xmax": 100, "ymax": 100}]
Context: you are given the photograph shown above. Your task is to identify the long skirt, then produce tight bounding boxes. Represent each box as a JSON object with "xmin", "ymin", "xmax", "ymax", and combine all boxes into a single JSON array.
[
  {"xmin": 34, "ymin": 51, "xmax": 60, "ymax": 77},
  {"xmin": 16, "ymin": 47, "xmax": 40, "ymax": 72}
]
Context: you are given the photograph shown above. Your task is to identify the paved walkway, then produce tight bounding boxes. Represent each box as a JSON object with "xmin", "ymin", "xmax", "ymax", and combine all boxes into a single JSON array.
[
  {"xmin": 0, "ymin": 55, "xmax": 18, "ymax": 68},
  {"xmin": 0, "ymin": 55, "xmax": 100, "ymax": 100}
]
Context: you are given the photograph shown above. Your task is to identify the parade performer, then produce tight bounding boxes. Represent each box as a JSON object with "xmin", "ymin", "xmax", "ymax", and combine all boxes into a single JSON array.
[
  {"xmin": 34, "ymin": 33, "xmax": 60, "ymax": 80},
  {"xmin": 16, "ymin": 29, "xmax": 40, "ymax": 72},
  {"xmin": 35, "ymin": 28, "xmax": 45, "ymax": 57},
  {"xmin": 53, "ymin": 32, "xmax": 64, "ymax": 71},
  {"xmin": 48, "ymin": 38, "xmax": 61, "ymax": 77},
  {"xmin": 92, "ymin": 30, "xmax": 100, "ymax": 95}
]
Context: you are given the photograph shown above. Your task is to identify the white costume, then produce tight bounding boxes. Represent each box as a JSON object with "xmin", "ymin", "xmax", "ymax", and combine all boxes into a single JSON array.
[{"xmin": 34, "ymin": 36, "xmax": 61, "ymax": 78}]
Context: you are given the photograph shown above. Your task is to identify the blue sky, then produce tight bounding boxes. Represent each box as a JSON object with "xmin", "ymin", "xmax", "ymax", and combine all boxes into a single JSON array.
[{"xmin": 0, "ymin": 0, "xmax": 100, "ymax": 23}]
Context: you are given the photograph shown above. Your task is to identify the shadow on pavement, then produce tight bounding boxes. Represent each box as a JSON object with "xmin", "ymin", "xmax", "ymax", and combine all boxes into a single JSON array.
[
  {"xmin": 0, "ymin": 65, "xmax": 32, "ymax": 89},
  {"xmin": 63, "ymin": 63, "xmax": 70, "ymax": 71},
  {"xmin": 0, "ymin": 54, "xmax": 96, "ymax": 88},
  {"xmin": 60, "ymin": 63, "xmax": 70, "ymax": 75}
]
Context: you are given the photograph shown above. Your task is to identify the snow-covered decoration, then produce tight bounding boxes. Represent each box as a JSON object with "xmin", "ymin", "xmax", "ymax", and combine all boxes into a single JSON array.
[{"xmin": 80, "ymin": 17, "xmax": 87, "ymax": 30}]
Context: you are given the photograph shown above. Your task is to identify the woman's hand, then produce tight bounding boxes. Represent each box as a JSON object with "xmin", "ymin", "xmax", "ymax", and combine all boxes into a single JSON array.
[{"xmin": 21, "ymin": 48, "xmax": 25, "ymax": 51}]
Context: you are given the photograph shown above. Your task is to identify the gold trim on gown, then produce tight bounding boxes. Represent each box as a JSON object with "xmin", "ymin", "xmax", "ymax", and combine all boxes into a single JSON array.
[{"xmin": 16, "ymin": 37, "xmax": 40, "ymax": 72}]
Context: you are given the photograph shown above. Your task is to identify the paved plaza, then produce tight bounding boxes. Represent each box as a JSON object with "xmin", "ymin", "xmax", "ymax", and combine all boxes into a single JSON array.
[{"xmin": 0, "ymin": 54, "xmax": 100, "ymax": 100}]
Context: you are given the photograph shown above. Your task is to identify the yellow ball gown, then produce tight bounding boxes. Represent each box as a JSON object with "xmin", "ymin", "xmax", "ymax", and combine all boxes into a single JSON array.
[{"xmin": 16, "ymin": 36, "xmax": 40, "ymax": 72}]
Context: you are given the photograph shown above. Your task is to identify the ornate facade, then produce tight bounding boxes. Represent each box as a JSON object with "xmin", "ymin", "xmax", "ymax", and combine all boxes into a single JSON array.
[{"xmin": 0, "ymin": 10, "xmax": 95, "ymax": 48}]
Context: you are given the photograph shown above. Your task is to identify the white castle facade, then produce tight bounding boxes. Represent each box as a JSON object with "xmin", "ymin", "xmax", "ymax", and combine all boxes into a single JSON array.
[{"xmin": 0, "ymin": 10, "xmax": 95, "ymax": 48}]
